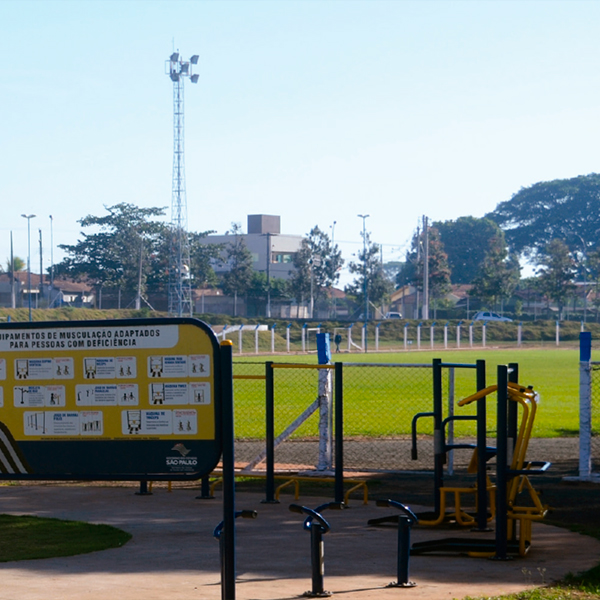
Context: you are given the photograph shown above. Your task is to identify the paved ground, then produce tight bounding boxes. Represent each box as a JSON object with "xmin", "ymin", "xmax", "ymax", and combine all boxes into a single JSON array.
[{"xmin": 0, "ymin": 484, "xmax": 599, "ymax": 600}]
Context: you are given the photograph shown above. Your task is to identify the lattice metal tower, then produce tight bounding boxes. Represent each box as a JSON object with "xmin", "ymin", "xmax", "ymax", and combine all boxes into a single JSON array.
[{"xmin": 166, "ymin": 51, "xmax": 199, "ymax": 317}]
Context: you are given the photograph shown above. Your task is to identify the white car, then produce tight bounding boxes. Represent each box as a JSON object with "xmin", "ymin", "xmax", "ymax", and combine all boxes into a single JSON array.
[
  {"xmin": 472, "ymin": 311, "xmax": 512, "ymax": 322},
  {"xmin": 384, "ymin": 312, "xmax": 402, "ymax": 319}
]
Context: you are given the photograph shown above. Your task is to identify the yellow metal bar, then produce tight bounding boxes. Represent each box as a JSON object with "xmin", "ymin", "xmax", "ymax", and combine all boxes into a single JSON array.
[
  {"xmin": 270, "ymin": 363, "xmax": 335, "ymax": 370},
  {"xmin": 458, "ymin": 385, "xmax": 498, "ymax": 406},
  {"xmin": 210, "ymin": 477, "xmax": 223, "ymax": 496},
  {"xmin": 275, "ymin": 478, "xmax": 300, "ymax": 501},
  {"xmin": 344, "ymin": 481, "xmax": 369, "ymax": 505}
]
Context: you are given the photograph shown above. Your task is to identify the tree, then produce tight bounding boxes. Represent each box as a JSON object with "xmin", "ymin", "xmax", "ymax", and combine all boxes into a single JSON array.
[
  {"xmin": 585, "ymin": 249, "xmax": 600, "ymax": 321},
  {"xmin": 4, "ymin": 257, "xmax": 25, "ymax": 273},
  {"xmin": 536, "ymin": 239, "xmax": 577, "ymax": 320},
  {"xmin": 289, "ymin": 226, "xmax": 343, "ymax": 314},
  {"xmin": 346, "ymin": 231, "xmax": 393, "ymax": 318},
  {"xmin": 396, "ymin": 226, "xmax": 452, "ymax": 312},
  {"xmin": 488, "ymin": 173, "xmax": 600, "ymax": 267},
  {"xmin": 54, "ymin": 203, "xmax": 167, "ymax": 297},
  {"xmin": 220, "ymin": 223, "xmax": 254, "ymax": 316},
  {"xmin": 470, "ymin": 231, "xmax": 520, "ymax": 311},
  {"xmin": 434, "ymin": 217, "xmax": 504, "ymax": 284},
  {"xmin": 188, "ymin": 231, "xmax": 222, "ymax": 289}
]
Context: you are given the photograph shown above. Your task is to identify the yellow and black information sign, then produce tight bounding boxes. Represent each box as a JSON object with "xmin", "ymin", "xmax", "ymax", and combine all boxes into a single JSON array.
[{"xmin": 0, "ymin": 317, "xmax": 222, "ymax": 480}]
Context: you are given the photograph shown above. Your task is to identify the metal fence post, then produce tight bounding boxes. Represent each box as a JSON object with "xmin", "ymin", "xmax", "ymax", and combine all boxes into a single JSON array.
[
  {"xmin": 580, "ymin": 332, "xmax": 592, "ymax": 478},
  {"xmin": 334, "ymin": 362, "xmax": 344, "ymax": 504},
  {"xmin": 263, "ymin": 361, "xmax": 277, "ymax": 503},
  {"xmin": 220, "ymin": 340, "xmax": 236, "ymax": 599},
  {"xmin": 432, "ymin": 358, "xmax": 443, "ymax": 516}
]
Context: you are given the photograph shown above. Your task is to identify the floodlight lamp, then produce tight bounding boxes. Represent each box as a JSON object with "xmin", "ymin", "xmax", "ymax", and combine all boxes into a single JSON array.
[
  {"xmin": 170, "ymin": 72, "xmax": 180, "ymax": 82},
  {"xmin": 170, "ymin": 52, "xmax": 179, "ymax": 62},
  {"xmin": 190, "ymin": 74, "xmax": 199, "ymax": 84},
  {"xmin": 180, "ymin": 63, "xmax": 189, "ymax": 74},
  {"xmin": 190, "ymin": 55, "xmax": 199, "ymax": 64}
]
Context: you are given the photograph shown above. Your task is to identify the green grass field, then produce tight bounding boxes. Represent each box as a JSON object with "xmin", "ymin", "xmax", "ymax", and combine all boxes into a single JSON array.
[{"xmin": 233, "ymin": 347, "xmax": 589, "ymax": 439}]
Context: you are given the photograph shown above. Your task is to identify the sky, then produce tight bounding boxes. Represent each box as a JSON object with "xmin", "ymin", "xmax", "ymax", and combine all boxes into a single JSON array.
[{"xmin": 2, "ymin": 0, "xmax": 600, "ymax": 287}]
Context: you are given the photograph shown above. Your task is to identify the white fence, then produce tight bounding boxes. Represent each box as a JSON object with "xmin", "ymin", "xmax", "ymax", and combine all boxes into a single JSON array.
[{"xmin": 212, "ymin": 320, "xmax": 585, "ymax": 355}]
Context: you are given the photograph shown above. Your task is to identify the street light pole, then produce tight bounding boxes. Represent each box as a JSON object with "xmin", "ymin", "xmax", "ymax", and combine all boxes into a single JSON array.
[
  {"xmin": 357, "ymin": 214, "xmax": 370, "ymax": 351},
  {"xmin": 21, "ymin": 214, "xmax": 36, "ymax": 322}
]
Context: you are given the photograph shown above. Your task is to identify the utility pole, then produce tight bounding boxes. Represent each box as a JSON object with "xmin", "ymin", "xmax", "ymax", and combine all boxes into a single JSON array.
[
  {"xmin": 166, "ymin": 50, "xmax": 199, "ymax": 317},
  {"xmin": 330, "ymin": 220, "xmax": 336, "ymax": 319},
  {"xmin": 21, "ymin": 214, "xmax": 36, "ymax": 322},
  {"xmin": 265, "ymin": 232, "xmax": 272, "ymax": 318},
  {"xmin": 10, "ymin": 232, "xmax": 15, "ymax": 309},
  {"xmin": 415, "ymin": 224, "xmax": 420, "ymax": 319},
  {"xmin": 49, "ymin": 215, "xmax": 54, "ymax": 305},
  {"xmin": 39, "ymin": 229, "xmax": 44, "ymax": 301},
  {"xmin": 358, "ymin": 214, "xmax": 370, "ymax": 351},
  {"xmin": 422, "ymin": 215, "xmax": 429, "ymax": 320}
]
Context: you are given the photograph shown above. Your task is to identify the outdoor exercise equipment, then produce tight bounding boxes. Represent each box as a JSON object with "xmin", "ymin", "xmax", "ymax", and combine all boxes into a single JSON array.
[
  {"xmin": 289, "ymin": 502, "xmax": 345, "ymax": 598},
  {"xmin": 411, "ymin": 364, "xmax": 551, "ymax": 559},
  {"xmin": 213, "ymin": 510, "xmax": 258, "ymax": 600},
  {"xmin": 410, "ymin": 359, "xmax": 493, "ymax": 529},
  {"xmin": 370, "ymin": 500, "xmax": 419, "ymax": 588}
]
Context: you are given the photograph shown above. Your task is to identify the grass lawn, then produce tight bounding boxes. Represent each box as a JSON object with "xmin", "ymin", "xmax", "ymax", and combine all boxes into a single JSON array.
[
  {"xmin": 0, "ymin": 514, "xmax": 131, "ymax": 562},
  {"xmin": 233, "ymin": 347, "xmax": 587, "ymax": 438}
]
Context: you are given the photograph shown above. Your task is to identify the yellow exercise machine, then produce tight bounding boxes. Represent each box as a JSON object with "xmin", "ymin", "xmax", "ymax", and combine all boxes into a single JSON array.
[{"xmin": 412, "ymin": 364, "xmax": 550, "ymax": 559}]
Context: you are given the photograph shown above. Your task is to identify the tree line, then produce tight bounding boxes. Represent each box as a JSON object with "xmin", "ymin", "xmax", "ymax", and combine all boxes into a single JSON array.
[{"xmin": 16, "ymin": 172, "xmax": 600, "ymax": 318}]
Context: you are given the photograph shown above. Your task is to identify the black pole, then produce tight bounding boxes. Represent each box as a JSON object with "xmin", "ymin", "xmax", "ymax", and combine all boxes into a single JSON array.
[
  {"xmin": 195, "ymin": 474, "xmax": 213, "ymax": 500},
  {"xmin": 508, "ymin": 362, "xmax": 519, "ymax": 452},
  {"xmin": 220, "ymin": 340, "xmax": 236, "ymax": 599},
  {"xmin": 475, "ymin": 359, "xmax": 488, "ymax": 531},
  {"xmin": 397, "ymin": 517, "xmax": 412, "ymax": 586},
  {"xmin": 310, "ymin": 524, "xmax": 327, "ymax": 595},
  {"xmin": 334, "ymin": 362, "xmax": 344, "ymax": 504},
  {"xmin": 495, "ymin": 364, "xmax": 509, "ymax": 560},
  {"xmin": 263, "ymin": 361, "xmax": 277, "ymax": 503},
  {"xmin": 432, "ymin": 358, "xmax": 443, "ymax": 516}
]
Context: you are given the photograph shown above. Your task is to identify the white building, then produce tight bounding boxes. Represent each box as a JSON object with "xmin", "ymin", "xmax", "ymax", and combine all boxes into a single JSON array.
[{"xmin": 207, "ymin": 214, "xmax": 303, "ymax": 281}]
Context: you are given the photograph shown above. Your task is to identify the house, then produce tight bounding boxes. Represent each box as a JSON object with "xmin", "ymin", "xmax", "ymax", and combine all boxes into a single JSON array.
[{"xmin": 0, "ymin": 272, "xmax": 95, "ymax": 309}]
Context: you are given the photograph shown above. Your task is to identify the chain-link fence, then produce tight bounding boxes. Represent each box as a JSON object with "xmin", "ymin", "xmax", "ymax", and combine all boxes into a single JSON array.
[
  {"xmin": 590, "ymin": 362, "xmax": 600, "ymax": 472},
  {"xmin": 232, "ymin": 360, "xmax": 487, "ymax": 474}
]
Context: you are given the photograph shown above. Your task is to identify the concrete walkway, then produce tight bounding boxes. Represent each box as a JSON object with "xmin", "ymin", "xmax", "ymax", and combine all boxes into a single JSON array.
[{"xmin": 0, "ymin": 485, "xmax": 598, "ymax": 600}]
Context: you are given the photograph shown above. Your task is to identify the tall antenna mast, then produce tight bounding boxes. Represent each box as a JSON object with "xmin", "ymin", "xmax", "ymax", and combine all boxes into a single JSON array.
[{"xmin": 166, "ymin": 50, "xmax": 199, "ymax": 317}]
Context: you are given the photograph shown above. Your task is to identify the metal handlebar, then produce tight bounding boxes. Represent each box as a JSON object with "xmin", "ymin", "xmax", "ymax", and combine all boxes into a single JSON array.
[
  {"xmin": 375, "ymin": 499, "xmax": 419, "ymax": 524},
  {"xmin": 289, "ymin": 504, "xmax": 332, "ymax": 532},
  {"xmin": 411, "ymin": 411, "xmax": 434, "ymax": 460},
  {"xmin": 213, "ymin": 509, "xmax": 258, "ymax": 539}
]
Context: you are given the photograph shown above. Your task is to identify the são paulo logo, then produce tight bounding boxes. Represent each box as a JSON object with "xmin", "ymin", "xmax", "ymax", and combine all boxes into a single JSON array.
[{"xmin": 166, "ymin": 443, "xmax": 198, "ymax": 469}]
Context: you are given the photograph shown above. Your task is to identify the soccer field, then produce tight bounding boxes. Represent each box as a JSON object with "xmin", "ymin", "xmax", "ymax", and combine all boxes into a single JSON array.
[{"xmin": 233, "ymin": 347, "xmax": 586, "ymax": 438}]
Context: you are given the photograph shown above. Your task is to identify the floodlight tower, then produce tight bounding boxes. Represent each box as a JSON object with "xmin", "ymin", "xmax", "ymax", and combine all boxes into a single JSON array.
[{"xmin": 166, "ymin": 51, "xmax": 199, "ymax": 317}]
